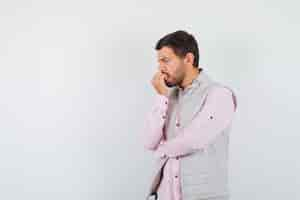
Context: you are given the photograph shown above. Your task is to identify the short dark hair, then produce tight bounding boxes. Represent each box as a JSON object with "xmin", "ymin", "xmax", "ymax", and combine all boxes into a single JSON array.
[{"xmin": 155, "ymin": 30, "xmax": 200, "ymax": 68}]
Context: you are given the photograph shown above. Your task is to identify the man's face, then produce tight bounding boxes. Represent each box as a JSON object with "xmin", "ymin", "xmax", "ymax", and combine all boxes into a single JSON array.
[{"xmin": 157, "ymin": 46, "xmax": 186, "ymax": 88}]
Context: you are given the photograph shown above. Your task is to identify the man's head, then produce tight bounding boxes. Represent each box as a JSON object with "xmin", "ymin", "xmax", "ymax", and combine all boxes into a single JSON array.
[{"xmin": 155, "ymin": 30, "xmax": 200, "ymax": 88}]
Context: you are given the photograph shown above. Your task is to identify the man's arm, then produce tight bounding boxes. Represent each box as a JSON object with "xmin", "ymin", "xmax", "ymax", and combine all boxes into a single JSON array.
[
  {"xmin": 155, "ymin": 86, "xmax": 237, "ymax": 158},
  {"xmin": 143, "ymin": 94, "xmax": 169, "ymax": 151}
]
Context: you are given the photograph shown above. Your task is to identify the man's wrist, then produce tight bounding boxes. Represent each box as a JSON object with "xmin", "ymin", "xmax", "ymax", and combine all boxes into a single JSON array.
[{"xmin": 158, "ymin": 88, "xmax": 169, "ymax": 97}]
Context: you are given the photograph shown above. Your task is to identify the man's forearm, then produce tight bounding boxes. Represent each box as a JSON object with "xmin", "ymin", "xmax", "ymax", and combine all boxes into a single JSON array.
[
  {"xmin": 143, "ymin": 94, "xmax": 169, "ymax": 150},
  {"xmin": 155, "ymin": 86, "xmax": 236, "ymax": 158}
]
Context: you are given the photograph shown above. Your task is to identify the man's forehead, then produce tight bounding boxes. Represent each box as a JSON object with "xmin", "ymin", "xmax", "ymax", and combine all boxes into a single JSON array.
[{"xmin": 157, "ymin": 47, "xmax": 174, "ymax": 58}]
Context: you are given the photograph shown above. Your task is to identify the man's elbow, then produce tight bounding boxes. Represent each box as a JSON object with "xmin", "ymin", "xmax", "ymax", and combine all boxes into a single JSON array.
[
  {"xmin": 143, "ymin": 142, "xmax": 158, "ymax": 151},
  {"xmin": 144, "ymin": 139, "xmax": 165, "ymax": 151}
]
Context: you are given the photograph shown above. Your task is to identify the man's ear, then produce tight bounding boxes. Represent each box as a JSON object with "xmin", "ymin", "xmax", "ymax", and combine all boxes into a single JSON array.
[{"xmin": 184, "ymin": 52, "xmax": 195, "ymax": 66}]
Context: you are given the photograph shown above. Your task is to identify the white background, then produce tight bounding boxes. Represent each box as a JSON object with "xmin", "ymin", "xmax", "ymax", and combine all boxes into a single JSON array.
[{"xmin": 0, "ymin": 0, "xmax": 299, "ymax": 199}]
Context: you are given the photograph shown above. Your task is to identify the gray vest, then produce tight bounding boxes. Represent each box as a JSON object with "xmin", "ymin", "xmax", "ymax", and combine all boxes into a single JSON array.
[{"xmin": 161, "ymin": 71, "xmax": 237, "ymax": 199}]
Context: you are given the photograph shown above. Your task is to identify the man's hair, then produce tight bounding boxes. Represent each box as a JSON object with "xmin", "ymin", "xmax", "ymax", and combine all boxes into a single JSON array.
[{"xmin": 155, "ymin": 30, "xmax": 200, "ymax": 68}]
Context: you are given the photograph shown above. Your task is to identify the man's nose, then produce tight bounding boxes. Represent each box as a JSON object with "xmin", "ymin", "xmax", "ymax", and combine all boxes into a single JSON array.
[{"xmin": 159, "ymin": 65, "xmax": 167, "ymax": 73}]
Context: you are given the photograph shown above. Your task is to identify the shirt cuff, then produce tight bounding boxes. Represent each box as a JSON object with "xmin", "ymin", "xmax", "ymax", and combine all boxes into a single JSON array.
[{"xmin": 154, "ymin": 150, "xmax": 167, "ymax": 159}]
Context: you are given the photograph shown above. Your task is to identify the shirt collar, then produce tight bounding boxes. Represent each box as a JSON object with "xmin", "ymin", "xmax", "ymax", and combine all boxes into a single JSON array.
[{"xmin": 177, "ymin": 68, "xmax": 206, "ymax": 93}]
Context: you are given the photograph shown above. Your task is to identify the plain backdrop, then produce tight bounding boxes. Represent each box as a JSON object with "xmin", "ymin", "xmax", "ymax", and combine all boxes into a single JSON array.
[{"xmin": 0, "ymin": 0, "xmax": 299, "ymax": 199}]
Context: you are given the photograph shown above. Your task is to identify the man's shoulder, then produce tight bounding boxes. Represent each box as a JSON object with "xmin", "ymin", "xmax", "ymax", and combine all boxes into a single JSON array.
[
  {"xmin": 207, "ymin": 82, "xmax": 238, "ymax": 110},
  {"xmin": 208, "ymin": 81, "xmax": 235, "ymax": 93}
]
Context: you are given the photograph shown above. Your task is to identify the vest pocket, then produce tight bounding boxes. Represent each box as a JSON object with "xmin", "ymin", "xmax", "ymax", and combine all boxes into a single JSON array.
[
  {"xmin": 181, "ymin": 175, "xmax": 210, "ymax": 199},
  {"xmin": 180, "ymin": 150, "xmax": 214, "ymax": 198}
]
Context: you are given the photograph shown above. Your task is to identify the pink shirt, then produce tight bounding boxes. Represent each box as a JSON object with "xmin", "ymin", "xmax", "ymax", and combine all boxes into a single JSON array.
[{"xmin": 144, "ymin": 85, "xmax": 237, "ymax": 200}]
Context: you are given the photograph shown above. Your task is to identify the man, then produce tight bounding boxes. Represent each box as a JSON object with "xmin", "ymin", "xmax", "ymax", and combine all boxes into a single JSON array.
[{"xmin": 143, "ymin": 30, "xmax": 238, "ymax": 200}]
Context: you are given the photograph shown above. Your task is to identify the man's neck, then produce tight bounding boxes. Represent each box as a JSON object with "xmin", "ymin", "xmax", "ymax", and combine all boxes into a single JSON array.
[{"xmin": 179, "ymin": 67, "xmax": 201, "ymax": 90}]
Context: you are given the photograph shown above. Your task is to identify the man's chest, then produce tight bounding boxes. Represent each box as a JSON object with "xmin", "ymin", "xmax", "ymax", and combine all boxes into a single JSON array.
[{"xmin": 164, "ymin": 85, "xmax": 214, "ymax": 139}]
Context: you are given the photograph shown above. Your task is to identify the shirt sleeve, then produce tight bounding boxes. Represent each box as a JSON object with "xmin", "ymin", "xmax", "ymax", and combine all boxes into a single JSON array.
[
  {"xmin": 143, "ymin": 94, "xmax": 169, "ymax": 151},
  {"xmin": 154, "ymin": 86, "xmax": 237, "ymax": 158}
]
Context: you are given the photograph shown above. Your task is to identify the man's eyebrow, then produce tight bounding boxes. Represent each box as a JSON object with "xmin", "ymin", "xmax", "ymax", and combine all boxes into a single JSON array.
[{"xmin": 158, "ymin": 56, "xmax": 169, "ymax": 60}]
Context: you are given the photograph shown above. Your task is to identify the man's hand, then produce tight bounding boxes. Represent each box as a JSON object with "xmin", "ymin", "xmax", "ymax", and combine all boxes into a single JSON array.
[
  {"xmin": 154, "ymin": 140, "xmax": 168, "ymax": 159},
  {"xmin": 151, "ymin": 70, "xmax": 169, "ymax": 96}
]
